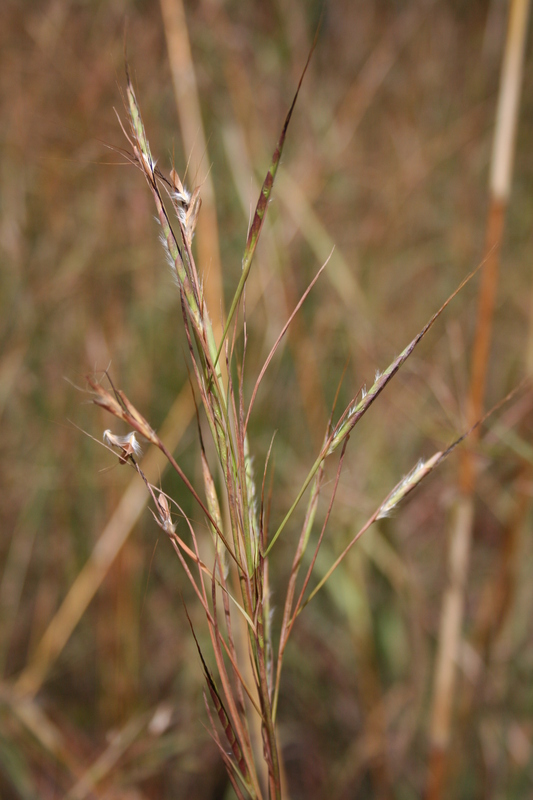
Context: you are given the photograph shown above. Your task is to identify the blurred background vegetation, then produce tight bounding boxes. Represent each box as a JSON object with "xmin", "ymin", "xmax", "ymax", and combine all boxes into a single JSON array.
[{"xmin": 1, "ymin": 0, "xmax": 533, "ymax": 798}]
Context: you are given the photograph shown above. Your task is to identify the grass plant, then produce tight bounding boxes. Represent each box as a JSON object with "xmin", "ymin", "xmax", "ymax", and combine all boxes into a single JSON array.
[
  {"xmin": 85, "ymin": 49, "xmax": 519, "ymax": 799},
  {"xmin": 2, "ymin": 4, "xmax": 533, "ymax": 799}
]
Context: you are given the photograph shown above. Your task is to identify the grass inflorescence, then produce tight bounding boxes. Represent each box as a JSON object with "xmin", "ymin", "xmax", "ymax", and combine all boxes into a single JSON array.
[{"xmin": 87, "ymin": 51, "xmax": 519, "ymax": 800}]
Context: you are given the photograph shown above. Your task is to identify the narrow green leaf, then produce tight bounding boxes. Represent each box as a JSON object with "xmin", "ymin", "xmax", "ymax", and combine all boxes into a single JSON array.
[{"xmin": 214, "ymin": 35, "xmax": 319, "ymax": 367}]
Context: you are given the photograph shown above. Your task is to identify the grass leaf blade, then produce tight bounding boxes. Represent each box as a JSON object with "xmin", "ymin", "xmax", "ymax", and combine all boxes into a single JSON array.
[{"xmin": 215, "ymin": 31, "xmax": 319, "ymax": 367}]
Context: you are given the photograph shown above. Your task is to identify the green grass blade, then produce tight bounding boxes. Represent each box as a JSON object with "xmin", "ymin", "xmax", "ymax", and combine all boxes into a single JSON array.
[{"xmin": 214, "ymin": 37, "xmax": 318, "ymax": 368}]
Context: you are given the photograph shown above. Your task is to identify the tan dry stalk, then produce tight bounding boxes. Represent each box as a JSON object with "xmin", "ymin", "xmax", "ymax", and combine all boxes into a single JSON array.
[
  {"xmin": 457, "ymin": 469, "xmax": 531, "ymax": 723},
  {"xmin": 425, "ymin": 496, "xmax": 475, "ymax": 799},
  {"xmin": 159, "ymin": 0, "xmax": 225, "ymax": 333},
  {"xmin": 425, "ymin": 1, "xmax": 531, "ymax": 797}
]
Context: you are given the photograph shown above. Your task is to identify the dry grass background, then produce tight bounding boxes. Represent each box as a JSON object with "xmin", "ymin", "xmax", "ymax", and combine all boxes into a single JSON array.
[{"xmin": 1, "ymin": 1, "xmax": 533, "ymax": 798}]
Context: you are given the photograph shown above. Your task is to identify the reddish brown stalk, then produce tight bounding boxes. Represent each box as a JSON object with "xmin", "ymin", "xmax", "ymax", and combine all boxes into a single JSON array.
[
  {"xmin": 203, "ymin": 550, "xmax": 262, "ymax": 796},
  {"xmin": 426, "ymin": 2, "xmax": 530, "ymax": 792},
  {"xmin": 231, "ymin": 378, "xmax": 249, "ymax": 525},
  {"xmin": 214, "ymin": 628, "xmax": 263, "ymax": 719},
  {"xmin": 140, "ymin": 463, "xmax": 258, "ymax": 641},
  {"xmin": 217, "ymin": 558, "xmax": 251, "ymax": 720},
  {"xmin": 167, "ymin": 536, "xmax": 213, "ymax": 621},
  {"xmin": 160, "ymin": 502, "xmax": 214, "ymax": 621},
  {"xmin": 465, "ymin": 201, "xmax": 506, "ymax": 437},
  {"xmin": 254, "ymin": 620, "xmax": 281, "ymax": 800},
  {"xmin": 206, "ymin": 601, "xmax": 262, "ymax": 797},
  {"xmin": 144, "ymin": 492, "xmax": 215, "ymax": 582},
  {"xmin": 176, "ymin": 529, "xmax": 260, "ymax": 713},
  {"xmin": 211, "ymin": 554, "xmax": 249, "ymax": 771},
  {"xmin": 203, "ymin": 694, "xmax": 248, "ymax": 800},
  {"xmin": 155, "ymin": 438, "xmax": 236, "ymax": 558},
  {"xmin": 259, "ymin": 435, "xmax": 277, "ymax": 555},
  {"xmin": 136, "ymin": 457, "xmax": 218, "ymax": 636},
  {"xmin": 182, "ymin": 596, "xmax": 253, "ymax": 791},
  {"xmin": 239, "ymin": 305, "xmax": 248, "ymax": 441},
  {"xmin": 87, "ymin": 375, "xmax": 232, "ymax": 548},
  {"xmin": 196, "ymin": 523, "xmax": 259, "ymax": 794},
  {"xmin": 167, "ymin": 531, "xmax": 256, "ymax": 641}
]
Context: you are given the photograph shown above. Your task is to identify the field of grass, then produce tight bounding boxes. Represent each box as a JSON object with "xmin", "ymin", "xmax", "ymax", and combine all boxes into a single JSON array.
[{"xmin": 1, "ymin": 1, "xmax": 533, "ymax": 798}]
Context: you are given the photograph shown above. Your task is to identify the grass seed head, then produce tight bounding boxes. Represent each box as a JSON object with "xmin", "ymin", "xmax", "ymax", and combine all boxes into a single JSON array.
[
  {"xmin": 157, "ymin": 492, "xmax": 176, "ymax": 534},
  {"xmin": 103, "ymin": 429, "xmax": 143, "ymax": 464}
]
